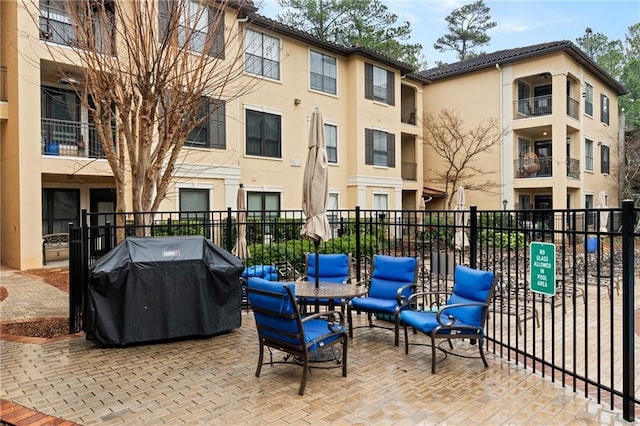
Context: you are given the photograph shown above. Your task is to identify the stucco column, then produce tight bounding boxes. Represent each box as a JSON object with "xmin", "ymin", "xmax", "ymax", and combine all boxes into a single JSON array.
[{"xmin": 552, "ymin": 73, "xmax": 568, "ymax": 209}]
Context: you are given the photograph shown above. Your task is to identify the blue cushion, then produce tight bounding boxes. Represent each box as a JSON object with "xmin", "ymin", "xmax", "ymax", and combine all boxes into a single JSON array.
[
  {"xmin": 399, "ymin": 310, "xmax": 477, "ymax": 336},
  {"xmin": 445, "ymin": 266, "xmax": 494, "ymax": 327},
  {"xmin": 248, "ymin": 278, "xmax": 301, "ymax": 345},
  {"xmin": 368, "ymin": 255, "xmax": 416, "ymax": 300},
  {"xmin": 242, "ymin": 265, "xmax": 277, "ymax": 279},
  {"xmin": 303, "ymin": 319, "xmax": 345, "ymax": 351},
  {"xmin": 306, "ymin": 253, "xmax": 350, "ymax": 283},
  {"xmin": 350, "ymin": 296, "xmax": 399, "ymax": 314}
]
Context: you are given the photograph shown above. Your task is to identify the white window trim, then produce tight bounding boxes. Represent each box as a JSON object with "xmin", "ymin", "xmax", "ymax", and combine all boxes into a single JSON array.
[
  {"xmin": 324, "ymin": 120, "xmax": 339, "ymax": 166},
  {"xmin": 372, "ymin": 192, "xmax": 390, "ymax": 210},
  {"xmin": 175, "ymin": 183, "xmax": 214, "ymax": 211},
  {"xmin": 584, "ymin": 81, "xmax": 594, "ymax": 118},
  {"xmin": 584, "ymin": 137, "xmax": 594, "ymax": 173},
  {"xmin": 243, "ymin": 28, "xmax": 282, "ymax": 82},
  {"xmin": 308, "ymin": 48, "xmax": 338, "ymax": 97}
]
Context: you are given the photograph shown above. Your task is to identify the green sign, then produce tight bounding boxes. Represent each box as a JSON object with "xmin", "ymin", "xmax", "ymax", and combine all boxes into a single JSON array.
[{"xmin": 530, "ymin": 242, "xmax": 556, "ymax": 296}]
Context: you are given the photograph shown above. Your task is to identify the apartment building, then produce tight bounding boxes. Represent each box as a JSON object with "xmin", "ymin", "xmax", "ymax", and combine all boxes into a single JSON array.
[
  {"xmin": 0, "ymin": 2, "xmax": 625, "ymax": 270},
  {"xmin": 419, "ymin": 41, "xmax": 626, "ymax": 216}
]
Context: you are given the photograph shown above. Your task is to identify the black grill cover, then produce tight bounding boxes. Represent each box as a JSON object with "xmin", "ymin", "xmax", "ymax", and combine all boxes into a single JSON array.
[{"xmin": 86, "ymin": 236, "xmax": 244, "ymax": 345}]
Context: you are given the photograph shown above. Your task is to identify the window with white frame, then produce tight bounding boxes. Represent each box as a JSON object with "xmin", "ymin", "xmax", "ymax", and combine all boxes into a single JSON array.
[
  {"xmin": 585, "ymin": 193, "xmax": 594, "ymax": 227},
  {"xmin": 373, "ymin": 193, "xmax": 388, "ymax": 214},
  {"xmin": 325, "ymin": 123, "xmax": 337, "ymax": 163},
  {"xmin": 244, "ymin": 29, "xmax": 280, "ymax": 80},
  {"xmin": 364, "ymin": 63, "xmax": 394, "ymax": 105},
  {"xmin": 365, "ymin": 129, "xmax": 395, "ymax": 167},
  {"xmin": 601, "ymin": 93, "xmax": 609, "ymax": 125},
  {"xmin": 246, "ymin": 109, "xmax": 281, "ymax": 158},
  {"xmin": 185, "ymin": 98, "xmax": 225, "ymax": 149},
  {"xmin": 310, "ymin": 50, "xmax": 336, "ymax": 95},
  {"xmin": 179, "ymin": 188, "xmax": 209, "ymax": 220},
  {"xmin": 159, "ymin": 0, "xmax": 224, "ymax": 57},
  {"xmin": 585, "ymin": 138, "xmax": 594, "ymax": 171},
  {"xmin": 247, "ymin": 191, "xmax": 280, "ymax": 233},
  {"xmin": 327, "ymin": 193, "xmax": 339, "ymax": 228},
  {"xmin": 585, "ymin": 83, "xmax": 593, "ymax": 116}
]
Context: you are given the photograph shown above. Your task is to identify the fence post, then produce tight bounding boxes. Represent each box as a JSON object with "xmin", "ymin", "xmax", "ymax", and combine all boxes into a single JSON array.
[
  {"xmin": 621, "ymin": 199, "xmax": 635, "ymax": 421},
  {"xmin": 355, "ymin": 206, "xmax": 361, "ymax": 282},
  {"xmin": 226, "ymin": 207, "xmax": 233, "ymax": 252},
  {"xmin": 105, "ymin": 221, "xmax": 112, "ymax": 252},
  {"xmin": 469, "ymin": 205, "xmax": 478, "ymax": 269}
]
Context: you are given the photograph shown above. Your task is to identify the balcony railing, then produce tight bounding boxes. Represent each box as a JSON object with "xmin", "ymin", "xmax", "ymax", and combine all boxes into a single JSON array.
[
  {"xmin": 514, "ymin": 94, "xmax": 552, "ymax": 118},
  {"xmin": 39, "ymin": 2, "xmax": 114, "ymax": 54},
  {"xmin": 567, "ymin": 157, "xmax": 580, "ymax": 178},
  {"xmin": 566, "ymin": 96, "xmax": 579, "ymax": 119},
  {"xmin": 401, "ymin": 161, "xmax": 417, "ymax": 180},
  {"xmin": 401, "ymin": 105, "xmax": 417, "ymax": 125},
  {"xmin": 514, "ymin": 156, "xmax": 552, "ymax": 178},
  {"xmin": 0, "ymin": 66, "xmax": 6, "ymax": 102},
  {"xmin": 41, "ymin": 118, "xmax": 110, "ymax": 159}
]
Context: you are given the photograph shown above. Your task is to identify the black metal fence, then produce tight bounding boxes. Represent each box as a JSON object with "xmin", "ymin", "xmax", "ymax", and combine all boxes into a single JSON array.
[{"xmin": 69, "ymin": 202, "xmax": 638, "ymax": 420}]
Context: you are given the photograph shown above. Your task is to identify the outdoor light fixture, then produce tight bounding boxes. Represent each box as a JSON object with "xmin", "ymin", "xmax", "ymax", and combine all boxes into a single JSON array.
[
  {"xmin": 294, "ymin": 98, "xmax": 302, "ymax": 105},
  {"xmin": 503, "ymin": 199, "xmax": 508, "ymax": 210}
]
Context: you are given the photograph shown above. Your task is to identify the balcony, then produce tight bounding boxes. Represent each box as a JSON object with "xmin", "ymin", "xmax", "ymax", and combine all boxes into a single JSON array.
[
  {"xmin": 401, "ymin": 161, "xmax": 417, "ymax": 181},
  {"xmin": 41, "ymin": 118, "xmax": 110, "ymax": 159},
  {"xmin": 514, "ymin": 94, "xmax": 552, "ymax": 118},
  {"xmin": 39, "ymin": 2, "xmax": 114, "ymax": 54},
  {"xmin": 401, "ymin": 105, "xmax": 416, "ymax": 125},
  {"xmin": 514, "ymin": 156, "xmax": 552, "ymax": 178},
  {"xmin": 566, "ymin": 96, "xmax": 579, "ymax": 119},
  {"xmin": 567, "ymin": 157, "xmax": 580, "ymax": 178}
]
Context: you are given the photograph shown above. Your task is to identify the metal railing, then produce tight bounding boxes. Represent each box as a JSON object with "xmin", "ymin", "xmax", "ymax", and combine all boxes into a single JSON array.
[
  {"xmin": 41, "ymin": 118, "xmax": 111, "ymax": 159},
  {"xmin": 567, "ymin": 157, "xmax": 580, "ymax": 178},
  {"xmin": 0, "ymin": 66, "xmax": 6, "ymax": 102},
  {"xmin": 567, "ymin": 95, "xmax": 579, "ymax": 119},
  {"xmin": 401, "ymin": 105, "xmax": 417, "ymax": 125},
  {"xmin": 514, "ymin": 156, "xmax": 553, "ymax": 178},
  {"xmin": 515, "ymin": 94, "xmax": 553, "ymax": 118},
  {"xmin": 401, "ymin": 161, "xmax": 417, "ymax": 180},
  {"xmin": 69, "ymin": 204, "xmax": 639, "ymax": 420}
]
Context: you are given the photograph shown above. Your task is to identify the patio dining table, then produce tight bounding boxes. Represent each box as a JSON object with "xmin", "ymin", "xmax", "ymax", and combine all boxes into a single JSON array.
[{"xmin": 293, "ymin": 281, "xmax": 368, "ymax": 312}]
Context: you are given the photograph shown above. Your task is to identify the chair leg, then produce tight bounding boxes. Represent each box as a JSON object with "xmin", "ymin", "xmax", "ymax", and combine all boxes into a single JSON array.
[
  {"xmin": 299, "ymin": 355, "xmax": 309, "ymax": 396},
  {"xmin": 478, "ymin": 336, "xmax": 489, "ymax": 368},
  {"xmin": 403, "ymin": 324, "xmax": 410, "ymax": 354},
  {"xmin": 430, "ymin": 336, "xmax": 437, "ymax": 373},
  {"xmin": 255, "ymin": 341, "xmax": 264, "ymax": 378},
  {"xmin": 394, "ymin": 317, "xmax": 399, "ymax": 346},
  {"xmin": 347, "ymin": 306, "xmax": 353, "ymax": 338},
  {"xmin": 341, "ymin": 336, "xmax": 348, "ymax": 378}
]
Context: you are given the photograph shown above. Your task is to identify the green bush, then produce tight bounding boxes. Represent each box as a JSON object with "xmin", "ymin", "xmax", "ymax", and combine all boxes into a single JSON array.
[
  {"xmin": 150, "ymin": 219, "xmax": 207, "ymax": 237},
  {"xmin": 479, "ymin": 230, "xmax": 525, "ymax": 248},
  {"xmin": 419, "ymin": 215, "xmax": 454, "ymax": 250}
]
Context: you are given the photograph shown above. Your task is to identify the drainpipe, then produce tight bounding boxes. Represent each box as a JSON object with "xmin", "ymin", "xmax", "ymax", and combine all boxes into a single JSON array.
[{"xmin": 496, "ymin": 63, "xmax": 505, "ymax": 205}]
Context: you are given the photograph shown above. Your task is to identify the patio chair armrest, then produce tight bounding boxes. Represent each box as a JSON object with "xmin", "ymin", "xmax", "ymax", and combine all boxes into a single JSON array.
[
  {"xmin": 404, "ymin": 290, "xmax": 452, "ymax": 310},
  {"xmin": 296, "ymin": 275, "xmax": 308, "ymax": 282},
  {"xmin": 436, "ymin": 302, "xmax": 488, "ymax": 326},
  {"xmin": 395, "ymin": 282, "xmax": 417, "ymax": 306}
]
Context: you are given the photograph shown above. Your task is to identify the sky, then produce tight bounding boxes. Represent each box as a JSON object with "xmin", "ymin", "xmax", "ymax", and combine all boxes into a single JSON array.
[{"xmin": 254, "ymin": 0, "xmax": 640, "ymax": 67}]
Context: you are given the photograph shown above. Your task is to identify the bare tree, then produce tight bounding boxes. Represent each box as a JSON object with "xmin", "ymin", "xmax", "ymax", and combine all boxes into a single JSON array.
[
  {"xmin": 32, "ymin": 0, "xmax": 256, "ymax": 238},
  {"xmin": 422, "ymin": 109, "xmax": 503, "ymax": 208},
  {"xmin": 620, "ymin": 130, "xmax": 640, "ymax": 203}
]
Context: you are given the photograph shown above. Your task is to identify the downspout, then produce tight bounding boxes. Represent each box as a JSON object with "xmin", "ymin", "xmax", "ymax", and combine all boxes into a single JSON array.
[{"xmin": 496, "ymin": 63, "xmax": 504, "ymax": 205}]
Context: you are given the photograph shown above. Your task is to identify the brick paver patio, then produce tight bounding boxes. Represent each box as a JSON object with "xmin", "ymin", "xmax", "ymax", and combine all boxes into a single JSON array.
[{"xmin": 0, "ymin": 268, "xmax": 631, "ymax": 425}]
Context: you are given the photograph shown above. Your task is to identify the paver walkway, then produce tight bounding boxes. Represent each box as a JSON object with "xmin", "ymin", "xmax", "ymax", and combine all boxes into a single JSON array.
[{"xmin": 0, "ymin": 268, "xmax": 632, "ymax": 425}]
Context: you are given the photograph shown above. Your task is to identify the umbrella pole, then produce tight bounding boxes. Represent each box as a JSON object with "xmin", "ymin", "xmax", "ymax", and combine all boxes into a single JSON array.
[{"xmin": 314, "ymin": 239, "xmax": 320, "ymax": 289}]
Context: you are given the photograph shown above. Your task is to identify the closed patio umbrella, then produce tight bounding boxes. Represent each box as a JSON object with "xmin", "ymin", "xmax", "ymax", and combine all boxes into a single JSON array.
[
  {"xmin": 232, "ymin": 183, "xmax": 250, "ymax": 261},
  {"xmin": 300, "ymin": 108, "xmax": 331, "ymax": 288},
  {"xmin": 454, "ymin": 186, "xmax": 469, "ymax": 250},
  {"xmin": 597, "ymin": 190, "xmax": 609, "ymax": 232}
]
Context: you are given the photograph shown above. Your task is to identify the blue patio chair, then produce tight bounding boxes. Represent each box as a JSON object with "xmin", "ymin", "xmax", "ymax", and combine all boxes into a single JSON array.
[
  {"xmin": 240, "ymin": 265, "xmax": 279, "ymax": 313},
  {"xmin": 347, "ymin": 255, "xmax": 417, "ymax": 346},
  {"xmin": 297, "ymin": 253, "xmax": 352, "ymax": 311},
  {"xmin": 246, "ymin": 277, "xmax": 348, "ymax": 395},
  {"xmin": 399, "ymin": 265, "xmax": 498, "ymax": 373}
]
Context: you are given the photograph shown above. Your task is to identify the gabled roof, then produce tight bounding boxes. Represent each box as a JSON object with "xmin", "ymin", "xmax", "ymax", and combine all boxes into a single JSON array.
[
  {"xmin": 416, "ymin": 40, "xmax": 627, "ymax": 95},
  {"xmin": 244, "ymin": 13, "xmax": 417, "ymax": 76}
]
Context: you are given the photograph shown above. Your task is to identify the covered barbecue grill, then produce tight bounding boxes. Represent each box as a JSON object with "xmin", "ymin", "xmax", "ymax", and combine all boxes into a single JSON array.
[{"xmin": 86, "ymin": 236, "xmax": 244, "ymax": 345}]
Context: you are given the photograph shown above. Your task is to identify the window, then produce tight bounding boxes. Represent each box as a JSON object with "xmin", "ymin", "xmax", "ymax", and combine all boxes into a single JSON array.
[
  {"xmin": 365, "ymin": 129, "xmax": 395, "ymax": 167},
  {"xmin": 365, "ymin": 63, "xmax": 394, "ymax": 105},
  {"xmin": 247, "ymin": 192, "xmax": 280, "ymax": 233},
  {"xmin": 327, "ymin": 193, "xmax": 339, "ymax": 229},
  {"xmin": 601, "ymin": 94, "xmax": 609, "ymax": 125},
  {"xmin": 42, "ymin": 189, "xmax": 80, "ymax": 234},
  {"xmin": 310, "ymin": 50, "xmax": 336, "ymax": 95},
  {"xmin": 185, "ymin": 98, "xmax": 225, "ymax": 149},
  {"xmin": 517, "ymin": 81, "xmax": 531, "ymax": 115},
  {"xmin": 246, "ymin": 110, "xmax": 281, "ymax": 158},
  {"xmin": 159, "ymin": 0, "xmax": 224, "ymax": 57},
  {"xmin": 585, "ymin": 138, "xmax": 594, "ymax": 171},
  {"xmin": 585, "ymin": 83, "xmax": 593, "ymax": 116},
  {"xmin": 373, "ymin": 193, "xmax": 388, "ymax": 213},
  {"xmin": 601, "ymin": 144, "xmax": 610, "ymax": 174},
  {"xmin": 244, "ymin": 29, "xmax": 280, "ymax": 80},
  {"xmin": 41, "ymin": 86, "xmax": 80, "ymax": 146},
  {"xmin": 179, "ymin": 188, "xmax": 209, "ymax": 219},
  {"xmin": 325, "ymin": 123, "xmax": 337, "ymax": 163}
]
